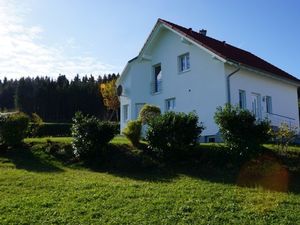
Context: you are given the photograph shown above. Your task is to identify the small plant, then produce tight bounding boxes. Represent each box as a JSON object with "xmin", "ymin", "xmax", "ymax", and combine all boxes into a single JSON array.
[
  {"xmin": 138, "ymin": 104, "xmax": 161, "ymax": 124},
  {"xmin": 214, "ymin": 104, "xmax": 271, "ymax": 157},
  {"xmin": 71, "ymin": 112, "xmax": 117, "ymax": 160},
  {"xmin": 273, "ymin": 122, "xmax": 297, "ymax": 151},
  {"xmin": 146, "ymin": 111, "xmax": 204, "ymax": 158},
  {"xmin": 0, "ymin": 112, "xmax": 30, "ymax": 147},
  {"xmin": 122, "ymin": 120, "xmax": 142, "ymax": 147}
]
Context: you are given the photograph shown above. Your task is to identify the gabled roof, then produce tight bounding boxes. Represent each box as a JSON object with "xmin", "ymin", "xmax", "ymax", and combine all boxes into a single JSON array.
[{"xmin": 158, "ymin": 19, "xmax": 299, "ymax": 83}]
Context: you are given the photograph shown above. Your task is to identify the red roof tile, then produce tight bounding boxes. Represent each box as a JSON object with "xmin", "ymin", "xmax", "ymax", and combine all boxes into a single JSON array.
[{"xmin": 159, "ymin": 19, "xmax": 299, "ymax": 83}]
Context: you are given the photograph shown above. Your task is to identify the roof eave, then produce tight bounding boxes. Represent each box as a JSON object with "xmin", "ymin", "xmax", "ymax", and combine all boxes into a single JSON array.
[
  {"xmin": 226, "ymin": 60, "xmax": 300, "ymax": 87},
  {"xmin": 117, "ymin": 56, "xmax": 138, "ymax": 86}
]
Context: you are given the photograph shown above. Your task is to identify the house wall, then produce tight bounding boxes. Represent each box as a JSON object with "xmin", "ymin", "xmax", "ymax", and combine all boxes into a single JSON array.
[
  {"xmin": 120, "ymin": 28, "xmax": 227, "ymax": 135},
  {"xmin": 120, "ymin": 27, "xmax": 299, "ymax": 138},
  {"xmin": 227, "ymin": 64, "xmax": 299, "ymax": 129}
]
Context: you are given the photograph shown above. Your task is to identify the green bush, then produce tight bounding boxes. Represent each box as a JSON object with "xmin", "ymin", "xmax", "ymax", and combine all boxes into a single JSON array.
[
  {"xmin": 110, "ymin": 121, "xmax": 120, "ymax": 134},
  {"xmin": 71, "ymin": 112, "xmax": 117, "ymax": 160},
  {"xmin": 28, "ymin": 113, "xmax": 44, "ymax": 137},
  {"xmin": 214, "ymin": 104, "xmax": 271, "ymax": 157},
  {"xmin": 138, "ymin": 104, "xmax": 161, "ymax": 124},
  {"xmin": 272, "ymin": 122, "xmax": 297, "ymax": 151},
  {"xmin": 122, "ymin": 120, "xmax": 142, "ymax": 147},
  {"xmin": 146, "ymin": 111, "xmax": 204, "ymax": 157},
  {"xmin": 0, "ymin": 112, "xmax": 30, "ymax": 147}
]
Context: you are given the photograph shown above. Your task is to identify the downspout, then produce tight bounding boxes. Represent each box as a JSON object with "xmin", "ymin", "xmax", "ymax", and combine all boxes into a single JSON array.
[{"xmin": 226, "ymin": 66, "xmax": 240, "ymax": 104}]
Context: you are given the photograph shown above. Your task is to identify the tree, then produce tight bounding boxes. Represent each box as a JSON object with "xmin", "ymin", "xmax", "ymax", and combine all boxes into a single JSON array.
[{"xmin": 100, "ymin": 79, "xmax": 120, "ymax": 120}]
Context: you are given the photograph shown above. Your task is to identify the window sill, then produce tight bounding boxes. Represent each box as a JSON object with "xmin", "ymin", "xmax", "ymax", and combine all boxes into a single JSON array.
[
  {"xmin": 178, "ymin": 69, "xmax": 191, "ymax": 75},
  {"xmin": 152, "ymin": 91, "xmax": 161, "ymax": 95}
]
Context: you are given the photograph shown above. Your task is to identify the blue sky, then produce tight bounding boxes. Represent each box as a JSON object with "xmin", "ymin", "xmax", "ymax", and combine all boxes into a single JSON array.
[{"xmin": 1, "ymin": 0, "xmax": 300, "ymax": 79}]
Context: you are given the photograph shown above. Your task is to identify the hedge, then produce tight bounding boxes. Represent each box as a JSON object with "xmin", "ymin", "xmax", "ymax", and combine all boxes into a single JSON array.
[{"xmin": 33, "ymin": 123, "xmax": 72, "ymax": 137}]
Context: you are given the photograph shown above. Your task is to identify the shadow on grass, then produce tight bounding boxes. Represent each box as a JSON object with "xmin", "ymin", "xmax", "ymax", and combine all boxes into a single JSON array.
[
  {"xmin": 81, "ymin": 143, "xmax": 177, "ymax": 182},
  {"xmin": 81, "ymin": 143, "xmax": 239, "ymax": 184},
  {"xmin": 0, "ymin": 144, "xmax": 63, "ymax": 173},
  {"xmin": 81, "ymin": 143, "xmax": 300, "ymax": 194}
]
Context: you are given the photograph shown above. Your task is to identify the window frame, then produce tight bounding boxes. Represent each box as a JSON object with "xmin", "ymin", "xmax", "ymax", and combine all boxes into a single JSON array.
[{"xmin": 178, "ymin": 53, "xmax": 190, "ymax": 73}]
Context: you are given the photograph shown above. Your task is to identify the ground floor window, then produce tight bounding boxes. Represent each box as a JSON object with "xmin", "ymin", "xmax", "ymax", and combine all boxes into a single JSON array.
[
  {"xmin": 239, "ymin": 90, "xmax": 246, "ymax": 109},
  {"xmin": 135, "ymin": 103, "xmax": 145, "ymax": 118},
  {"xmin": 266, "ymin": 96, "xmax": 272, "ymax": 113},
  {"xmin": 123, "ymin": 104, "xmax": 129, "ymax": 122},
  {"xmin": 165, "ymin": 98, "xmax": 176, "ymax": 112}
]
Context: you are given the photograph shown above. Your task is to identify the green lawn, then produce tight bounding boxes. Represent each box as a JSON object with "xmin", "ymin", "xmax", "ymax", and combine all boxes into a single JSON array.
[
  {"xmin": 0, "ymin": 137, "xmax": 299, "ymax": 224},
  {"xmin": 24, "ymin": 135, "xmax": 130, "ymax": 145}
]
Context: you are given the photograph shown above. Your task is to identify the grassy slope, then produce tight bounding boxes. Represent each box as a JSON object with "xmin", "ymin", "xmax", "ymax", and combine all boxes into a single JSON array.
[{"xmin": 0, "ymin": 137, "xmax": 299, "ymax": 224}]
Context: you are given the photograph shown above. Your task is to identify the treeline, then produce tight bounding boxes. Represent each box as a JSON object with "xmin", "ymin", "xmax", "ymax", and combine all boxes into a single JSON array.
[{"xmin": 0, "ymin": 74, "xmax": 119, "ymax": 122}]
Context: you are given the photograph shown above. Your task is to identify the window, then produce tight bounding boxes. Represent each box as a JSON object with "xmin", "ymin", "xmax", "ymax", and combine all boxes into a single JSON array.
[
  {"xmin": 178, "ymin": 53, "xmax": 190, "ymax": 72},
  {"xmin": 123, "ymin": 104, "xmax": 129, "ymax": 122},
  {"xmin": 239, "ymin": 90, "xmax": 246, "ymax": 109},
  {"xmin": 266, "ymin": 96, "xmax": 272, "ymax": 113},
  {"xmin": 135, "ymin": 103, "xmax": 145, "ymax": 118},
  {"xmin": 153, "ymin": 64, "xmax": 162, "ymax": 93},
  {"xmin": 165, "ymin": 98, "xmax": 176, "ymax": 111}
]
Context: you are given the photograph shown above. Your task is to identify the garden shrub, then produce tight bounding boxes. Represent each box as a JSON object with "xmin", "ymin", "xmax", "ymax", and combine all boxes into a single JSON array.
[
  {"xmin": 138, "ymin": 104, "xmax": 161, "ymax": 124},
  {"xmin": 28, "ymin": 113, "xmax": 44, "ymax": 137},
  {"xmin": 110, "ymin": 121, "xmax": 120, "ymax": 134},
  {"xmin": 122, "ymin": 120, "xmax": 142, "ymax": 147},
  {"xmin": 272, "ymin": 122, "xmax": 297, "ymax": 151},
  {"xmin": 71, "ymin": 112, "xmax": 117, "ymax": 160},
  {"xmin": 146, "ymin": 111, "xmax": 204, "ymax": 158},
  {"xmin": 214, "ymin": 104, "xmax": 271, "ymax": 157},
  {"xmin": 0, "ymin": 112, "xmax": 30, "ymax": 147}
]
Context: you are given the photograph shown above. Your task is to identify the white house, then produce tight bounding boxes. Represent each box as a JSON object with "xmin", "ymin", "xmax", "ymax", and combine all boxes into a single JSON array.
[{"xmin": 117, "ymin": 19, "xmax": 300, "ymax": 142}]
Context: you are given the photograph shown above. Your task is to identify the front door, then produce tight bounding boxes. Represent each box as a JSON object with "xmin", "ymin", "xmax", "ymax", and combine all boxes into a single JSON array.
[{"xmin": 251, "ymin": 93, "xmax": 262, "ymax": 120}]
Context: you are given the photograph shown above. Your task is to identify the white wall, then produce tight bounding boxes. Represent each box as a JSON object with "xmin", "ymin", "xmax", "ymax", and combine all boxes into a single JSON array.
[
  {"xmin": 228, "ymin": 64, "xmax": 299, "ymax": 129},
  {"xmin": 120, "ymin": 28, "xmax": 227, "ymax": 135},
  {"xmin": 120, "ymin": 27, "xmax": 299, "ymax": 136}
]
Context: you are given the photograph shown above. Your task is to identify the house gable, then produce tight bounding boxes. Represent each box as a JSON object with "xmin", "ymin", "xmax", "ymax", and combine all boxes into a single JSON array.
[{"xmin": 119, "ymin": 19, "xmax": 300, "ymax": 87}]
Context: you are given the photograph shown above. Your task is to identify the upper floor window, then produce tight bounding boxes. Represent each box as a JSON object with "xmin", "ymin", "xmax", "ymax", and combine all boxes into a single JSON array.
[
  {"xmin": 153, "ymin": 64, "xmax": 162, "ymax": 93},
  {"xmin": 239, "ymin": 90, "xmax": 246, "ymax": 109},
  {"xmin": 165, "ymin": 98, "xmax": 176, "ymax": 111},
  {"xmin": 266, "ymin": 96, "xmax": 272, "ymax": 113},
  {"xmin": 178, "ymin": 53, "xmax": 190, "ymax": 73}
]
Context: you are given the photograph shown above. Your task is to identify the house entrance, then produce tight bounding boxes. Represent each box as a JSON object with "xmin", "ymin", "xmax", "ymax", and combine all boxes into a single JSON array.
[{"xmin": 251, "ymin": 93, "xmax": 262, "ymax": 120}]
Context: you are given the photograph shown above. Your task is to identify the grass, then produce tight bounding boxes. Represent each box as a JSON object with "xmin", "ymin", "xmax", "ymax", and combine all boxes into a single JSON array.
[
  {"xmin": 24, "ymin": 135, "xmax": 130, "ymax": 145},
  {"xmin": 0, "ymin": 137, "xmax": 299, "ymax": 224},
  {"xmin": 25, "ymin": 136, "xmax": 73, "ymax": 144}
]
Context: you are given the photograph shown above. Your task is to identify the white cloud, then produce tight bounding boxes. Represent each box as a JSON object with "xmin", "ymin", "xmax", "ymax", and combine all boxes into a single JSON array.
[{"xmin": 0, "ymin": 0, "xmax": 118, "ymax": 80}]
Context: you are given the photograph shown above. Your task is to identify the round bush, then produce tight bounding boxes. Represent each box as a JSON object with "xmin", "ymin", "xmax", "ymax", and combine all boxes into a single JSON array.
[
  {"xmin": 146, "ymin": 111, "xmax": 204, "ymax": 157},
  {"xmin": 0, "ymin": 112, "xmax": 30, "ymax": 147},
  {"xmin": 122, "ymin": 120, "xmax": 142, "ymax": 147},
  {"xmin": 214, "ymin": 104, "xmax": 271, "ymax": 157},
  {"xmin": 138, "ymin": 104, "xmax": 161, "ymax": 124},
  {"xmin": 71, "ymin": 112, "xmax": 117, "ymax": 160}
]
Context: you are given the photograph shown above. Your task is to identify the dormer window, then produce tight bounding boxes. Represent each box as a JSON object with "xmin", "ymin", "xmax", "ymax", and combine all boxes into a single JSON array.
[{"xmin": 178, "ymin": 53, "xmax": 190, "ymax": 73}]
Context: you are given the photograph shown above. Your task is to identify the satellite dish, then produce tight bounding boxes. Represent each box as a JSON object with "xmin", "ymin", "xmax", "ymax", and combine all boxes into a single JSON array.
[{"xmin": 117, "ymin": 85, "xmax": 123, "ymax": 96}]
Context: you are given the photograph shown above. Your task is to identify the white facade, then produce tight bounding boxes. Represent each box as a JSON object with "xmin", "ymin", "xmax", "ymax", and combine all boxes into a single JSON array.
[
  {"xmin": 228, "ymin": 65, "xmax": 299, "ymax": 128},
  {"xmin": 118, "ymin": 21, "xmax": 300, "ymax": 140}
]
